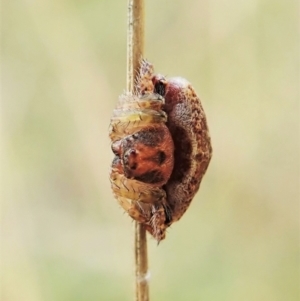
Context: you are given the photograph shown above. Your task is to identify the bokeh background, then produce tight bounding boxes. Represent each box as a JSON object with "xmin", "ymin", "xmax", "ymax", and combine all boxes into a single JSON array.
[{"xmin": 1, "ymin": 0, "xmax": 299, "ymax": 300}]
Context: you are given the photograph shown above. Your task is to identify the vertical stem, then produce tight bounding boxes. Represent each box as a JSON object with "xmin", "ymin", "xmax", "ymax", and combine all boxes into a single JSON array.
[
  {"xmin": 127, "ymin": 1, "xmax": 149, "ymax": 301},
  {"xmin": 127, "ymin": 0, "xmax": 144, "ymax": 92},
  {"xmin": 134, "ymin": 222, "xmax": 149, "ymax": 301}
]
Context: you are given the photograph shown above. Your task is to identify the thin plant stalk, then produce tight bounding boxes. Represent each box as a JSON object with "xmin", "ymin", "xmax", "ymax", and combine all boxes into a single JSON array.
[{"xmin": 127, "ymin": 1, "xmax": 149, "ymax": 301}]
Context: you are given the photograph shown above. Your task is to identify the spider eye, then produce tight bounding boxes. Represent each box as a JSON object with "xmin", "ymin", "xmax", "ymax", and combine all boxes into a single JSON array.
[
  {"xmin": 130, "ymin": 162, "xmax": 137, "ymax": 170},
  {"xmin": 157, "ymin": 151, "xmax": 166, "ymax": 165},
  {"xmin": 154, "ymin": 81, "xmax": 166, "ymax": 96}
]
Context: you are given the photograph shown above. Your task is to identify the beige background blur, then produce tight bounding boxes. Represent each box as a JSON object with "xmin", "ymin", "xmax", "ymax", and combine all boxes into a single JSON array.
[{"xmin": 1, "ymin": 1, "xmax": 299, "ymax": 300}]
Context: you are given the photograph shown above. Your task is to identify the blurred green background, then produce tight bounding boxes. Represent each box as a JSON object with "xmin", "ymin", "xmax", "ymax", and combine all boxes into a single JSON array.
[{"xmin": 1, "ymin": 0, "xmax": 299, "ymax": 300}]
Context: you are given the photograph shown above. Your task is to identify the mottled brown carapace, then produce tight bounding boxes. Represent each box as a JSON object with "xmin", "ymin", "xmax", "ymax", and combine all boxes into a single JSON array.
[{"xmin": 109, "ymin": 59, "xmax": 212, "ymax": 242}]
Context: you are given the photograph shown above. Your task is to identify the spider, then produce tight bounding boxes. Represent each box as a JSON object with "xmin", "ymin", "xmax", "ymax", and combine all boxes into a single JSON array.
[{"xmin": 109, "ymin": 60, "xmax": 212, "ymax": 242}]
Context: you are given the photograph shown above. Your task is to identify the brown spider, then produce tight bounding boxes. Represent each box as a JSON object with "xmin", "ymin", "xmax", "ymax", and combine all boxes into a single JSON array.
[{"xmin": 109, "ymin": 60, "xmax": 212, "ymax": 242}]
